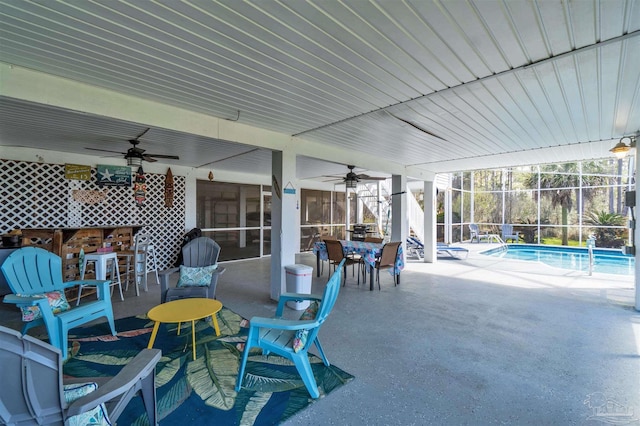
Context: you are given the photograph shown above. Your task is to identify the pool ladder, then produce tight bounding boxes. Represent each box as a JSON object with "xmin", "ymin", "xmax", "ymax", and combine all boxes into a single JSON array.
[
  {"xmin": 587, "ymin": 236, "xmax": 596, "ymax": 276},
  {"xmin": 496, "ymin": 236, "xmax": 509, "ymax": 252}
]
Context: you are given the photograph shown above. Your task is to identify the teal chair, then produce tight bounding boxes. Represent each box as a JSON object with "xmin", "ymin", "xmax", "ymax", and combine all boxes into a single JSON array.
[
  {"xmin": 236, "ymin": 259, "xmax": 344, "ymax": 399},
  {"xmin": 1, "ymin": 247, "xmax": 116, "ymax": 360}
]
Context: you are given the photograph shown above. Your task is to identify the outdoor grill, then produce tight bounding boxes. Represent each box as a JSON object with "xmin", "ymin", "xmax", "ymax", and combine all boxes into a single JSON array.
[{"xmin": 351, "ymin": 224, "xmax": 367, "ymax": 242}]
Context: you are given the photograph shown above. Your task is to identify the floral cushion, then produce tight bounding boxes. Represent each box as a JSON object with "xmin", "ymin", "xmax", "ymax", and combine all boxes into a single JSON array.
[
  {"xmin": 292, "ymin": 301, "xmax": 319, "ymax": 353},
  {"xmin": 176, "ymin": 264, "xmax": 218, "ymax": 287},
  {"xmin": 19, "ymin": 291, "xmax": 71, "ymax": 322},
  {"xmin": 63, "ymin": 382, "xmax": 112, "ymax": 425}
]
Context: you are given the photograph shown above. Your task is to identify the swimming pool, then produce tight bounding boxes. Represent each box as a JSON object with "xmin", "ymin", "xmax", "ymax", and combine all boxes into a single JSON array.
[{"xmin": 480, "ymin": 244, "xmax": 635, "ymax": 275}]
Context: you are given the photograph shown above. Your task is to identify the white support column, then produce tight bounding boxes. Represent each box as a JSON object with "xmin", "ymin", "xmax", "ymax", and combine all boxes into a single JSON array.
[
  {"xmin": 270, "ymin": 150, "xmax": 297, "ymax": 301},
  {"xmin": 239, "ymin": 186, "xmax": 247, "ymax": 248},
  {"xmin": 377, "ymin": 181, "xmax": 383, "ymax": 235},
  {"xmin": 423, "ymin": 180, "xmax": 437, "ymax": 263},
  {"xmin": 185, "ymin": 169, "xmax": 198, "ymax": 231},
  {"xmin": 391, "ymin": 174, "xmax": 408, "ymax": 249},
  {"xmin": 345, "ymin": 190, "xmax": 351, "ymax": 240},
  {"xmin": 445, "ymin": 179, "xmax": 453, "ymax": 244},
  {"xmin": 635, "ymin": 152, "xmax": 640, "ymax": 311}
]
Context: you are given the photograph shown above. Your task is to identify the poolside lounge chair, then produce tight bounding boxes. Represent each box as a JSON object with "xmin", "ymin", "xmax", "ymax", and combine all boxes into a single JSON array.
[
  {"xmin": 437, "ymin": 243, "xmax": 469, "ymax": 259},
  {"xmin": 406, "ymin": 236, "xmax": 424, "ymax": 260},
  {"xmin": 406, "ymin": 237, "xmax": 469, "ymax": 260},
  {"xmin": 501, "ymin": 224, "xmax": 520, "ymax": 243}
]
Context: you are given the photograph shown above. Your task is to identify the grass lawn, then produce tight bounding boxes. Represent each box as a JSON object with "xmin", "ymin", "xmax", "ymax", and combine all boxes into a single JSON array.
[{"xmin": 540, "ymin": 237, "xmax": 583, "ymax": 247}]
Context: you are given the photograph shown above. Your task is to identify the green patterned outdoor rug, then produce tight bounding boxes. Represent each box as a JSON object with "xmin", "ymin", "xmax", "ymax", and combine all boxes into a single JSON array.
[{"xmin": 63, "ymin": 307, "xmax": 354, "ymax": 425}]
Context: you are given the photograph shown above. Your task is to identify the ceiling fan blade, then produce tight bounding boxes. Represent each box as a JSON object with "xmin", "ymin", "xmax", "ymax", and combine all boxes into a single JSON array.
[
  {"xmin": 86, "ymin": 147, "xmax": 126, "ymax": 154},
  {"xmin": 133, "ymin": 127, "xmax": 151, "ymax": 140},
  {"xmin": 142, "ymin": 155, "xmax": 158, "ymax": 163},
  {"xmin": 357, "ymin": 174, "xmax": 387, "ymax": 181},
  {"xmin": 145, "ymin": 153, "xmax": 180, "ymax": 160}
]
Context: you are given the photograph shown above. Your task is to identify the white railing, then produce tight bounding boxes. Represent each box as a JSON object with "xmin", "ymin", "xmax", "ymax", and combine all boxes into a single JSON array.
[
  {"xmin": 407, "ymin": 186, "xmax": 424, "ymax": 242},
  {"xmin": 357, "ymin": 181, "xmax": 392, "ymax": 237},
  {"xmin": 357, "ymin": 181, "xmax": 425, "ymax": 243}
]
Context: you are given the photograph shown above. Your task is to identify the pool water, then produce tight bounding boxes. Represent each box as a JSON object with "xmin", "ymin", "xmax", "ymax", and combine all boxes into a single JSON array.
[{"xmin": 480, "ymin": 244, "xmax": 635, "ymax": 276}]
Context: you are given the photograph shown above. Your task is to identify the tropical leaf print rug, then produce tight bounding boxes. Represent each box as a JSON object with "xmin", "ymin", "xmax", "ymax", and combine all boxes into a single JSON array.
[{"xmin": 63, "ymin": 307, "xmax": 354, "ymax": 426}]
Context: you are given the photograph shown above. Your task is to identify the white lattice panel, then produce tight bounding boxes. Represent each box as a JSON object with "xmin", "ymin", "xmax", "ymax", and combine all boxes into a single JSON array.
[{"xmin": 0, "ymin": 160, "xmax": 186, "ymax": 269}]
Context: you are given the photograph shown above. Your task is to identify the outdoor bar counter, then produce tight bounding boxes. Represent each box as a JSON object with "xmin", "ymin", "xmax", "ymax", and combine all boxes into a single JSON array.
[{"xmin": 19, "ymin": 225, "xmax": 143, "ymax": 282}]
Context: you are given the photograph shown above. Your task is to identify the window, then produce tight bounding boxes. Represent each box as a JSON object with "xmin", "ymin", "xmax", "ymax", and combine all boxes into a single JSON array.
[{"xmin": 196, "ymin": 181, "xmax": 269, "ymax": 261}]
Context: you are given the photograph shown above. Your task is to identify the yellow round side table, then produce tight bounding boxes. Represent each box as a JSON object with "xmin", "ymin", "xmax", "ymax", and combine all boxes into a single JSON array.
[{"xmin": 146, "ymin": 298, "xmax": 222, "ymax": 360}]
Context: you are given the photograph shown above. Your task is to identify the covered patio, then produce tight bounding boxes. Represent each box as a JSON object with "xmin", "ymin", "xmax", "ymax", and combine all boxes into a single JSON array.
[
  {"xmin": 0, "ymin": 248, "xmax": 635, "ymax": 424},
  {"xmin": 1, "ymin": 1, "xmax": 639, "ymax": 423}
]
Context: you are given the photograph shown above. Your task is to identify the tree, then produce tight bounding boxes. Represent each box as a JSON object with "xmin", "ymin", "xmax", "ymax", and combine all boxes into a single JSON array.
[{"xmin": 522, "ymin": 162, "xmax": 612, "ymax": 245}]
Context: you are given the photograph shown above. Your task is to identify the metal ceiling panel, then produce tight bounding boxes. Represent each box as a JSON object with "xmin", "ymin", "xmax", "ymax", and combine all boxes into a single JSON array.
[{"xmin": 1, "ymin": 0, "xmax": 639, "ymax": 179}]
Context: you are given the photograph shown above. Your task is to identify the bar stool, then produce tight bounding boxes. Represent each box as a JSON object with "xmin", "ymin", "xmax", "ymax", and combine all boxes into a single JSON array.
[
  {"xmin": 142, "ymin": 242, "xmax": 159, "ymax": 285},
  {"xmin": 121, "ymin": 233, "xmax": 153, "ymax": 296},
  {"xmin": 77, "ymin": 251, "xmax": 124, "ymax": 305}
]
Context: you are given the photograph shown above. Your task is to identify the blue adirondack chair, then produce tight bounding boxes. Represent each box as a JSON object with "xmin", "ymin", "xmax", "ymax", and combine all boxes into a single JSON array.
[
  {"xmin": 236, "ymin": 259, "xmax": 345, "ymax": 399},
  {"xmin": 1, "ymin": 247, "xmax": 116, "ymax": 360}
]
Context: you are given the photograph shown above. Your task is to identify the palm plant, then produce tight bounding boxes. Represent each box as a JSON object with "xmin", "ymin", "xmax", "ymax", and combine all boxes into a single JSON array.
[
  {"xmin": 522, "ymin": 162, "xmax": 612, "ymax": 245},
  {"xmin": 583, "ymin": 210, "xmax": 626, "ymax": 248}
]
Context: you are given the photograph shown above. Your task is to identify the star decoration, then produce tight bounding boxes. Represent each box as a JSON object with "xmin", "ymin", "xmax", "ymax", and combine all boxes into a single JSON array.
[{"xmin": 99, "ymin": 168, "xmax": 113, "ymax": 181}]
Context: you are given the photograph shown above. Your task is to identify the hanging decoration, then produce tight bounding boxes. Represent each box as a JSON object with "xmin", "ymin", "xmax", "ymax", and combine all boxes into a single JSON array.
[
  {"xmin": 72, "ymin": 189, "xmax": 108, "ymax": 205},
  {"xmin": 164, "ymin": 168, "xmax": 174, "ymax": 208},
  {"xmin": 78, "ymin": 247, "xmax": 85, "ymax": 278},
  {"xmin": 64, "ymin": 163, "xmax": 91, "ymax": 181},
  {"xmin": 133, "ymin": 166, "xmax": 147, "ymax": 207},
  {"xmin": 96, "ymin": 164, "xmax": 132, "ymax": 187},
  {"xmin": 283, "ymin": 181, "xmax": 296, "ymax": 195},
  {"xmin": 208, "ymin": 171, "xmax": 214, "ymax": 181}
]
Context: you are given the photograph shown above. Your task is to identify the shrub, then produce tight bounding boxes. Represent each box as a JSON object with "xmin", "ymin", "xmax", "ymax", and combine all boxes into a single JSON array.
[{"xmin": 583, "ymin": 210, "xmax": 626, "ymax": 248}]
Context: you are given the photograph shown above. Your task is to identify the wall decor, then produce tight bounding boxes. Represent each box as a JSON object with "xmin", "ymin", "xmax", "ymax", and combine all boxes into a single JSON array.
[
  {"xmin": 96, "ymin": 164, "xmax": 132, "ymax": 187},
  {"xmin": 72, "ymin": 189, "xmax": 108, "ymax": 205},
  {"xmin": 283, "ymin": 181, "xmax": 296, "ymax": 195},
  {"xmin": 0, "ymin": 159, "xmax": 187, "ymax": 270},
  {"xmin": 65, "ymin": 164, "xmax": 91, "ymax": 181},
  {"xmin": 164, "ymin": 168, "xmax": 174, "ymax": 208},
  {"xmin": 134, "ymin": 166, "xmax": 147, "ymax": 207}
]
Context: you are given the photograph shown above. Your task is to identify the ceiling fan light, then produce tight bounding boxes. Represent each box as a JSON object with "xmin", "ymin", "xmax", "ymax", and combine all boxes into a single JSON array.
[
  {"xmin": 345, "ymin": 179, "xmax": 357, "ymax": 189},
  {"xmin": 127, "ymin": 156, "xmax": 143, "ymax": 167}
]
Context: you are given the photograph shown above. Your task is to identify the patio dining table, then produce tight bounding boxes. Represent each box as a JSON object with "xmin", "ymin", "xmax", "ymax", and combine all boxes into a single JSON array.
[{"xmin": 313, "ymin": 240, "xmax": 404, "ymax": 290}]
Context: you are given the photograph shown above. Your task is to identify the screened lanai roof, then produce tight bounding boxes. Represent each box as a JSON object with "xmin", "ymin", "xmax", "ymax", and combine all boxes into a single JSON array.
[{"xmin": 0, "ymin": 1, "xmax": 639, "ymax": 181}]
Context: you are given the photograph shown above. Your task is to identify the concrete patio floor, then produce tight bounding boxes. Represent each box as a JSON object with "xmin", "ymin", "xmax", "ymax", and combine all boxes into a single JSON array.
[{"xmin": 1, "ymin": 243, "xmax": 638, "ymax": 425}]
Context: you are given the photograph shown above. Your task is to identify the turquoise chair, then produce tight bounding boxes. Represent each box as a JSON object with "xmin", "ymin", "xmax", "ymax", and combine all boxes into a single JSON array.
[
  {"xmin": 236, "ymin": 259, "xmax": 344, "ymax": 399},
  {"xmin": 1, "ymin": 247, "xmax": 116, "ymax": 360}
]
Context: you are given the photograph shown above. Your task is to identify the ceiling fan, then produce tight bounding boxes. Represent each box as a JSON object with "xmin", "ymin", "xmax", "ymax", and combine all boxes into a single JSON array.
[
  {"xmin": 325, "ymin": 165, "xmax": 387, "ymax": 188},
  {"xmin": 86, "ymin": 128, "xmax": 180, "ymax": 166}
]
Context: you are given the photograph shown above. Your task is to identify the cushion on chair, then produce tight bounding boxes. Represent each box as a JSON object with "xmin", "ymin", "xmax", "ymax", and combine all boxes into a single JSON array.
[
  {"xmin": 292, "ymin": 301, "xmax": 319, "ymax": 353},
  {"xmin": 63, "ymin": 382, "xmax": 112, "ymax": 426},
  {"xmin": 176, "ymin": 264, "xmax": 218, "ymax": 287},
  {"xmin": 18, "ymin": 290, "xmax": 71, "ymax": 322}
]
